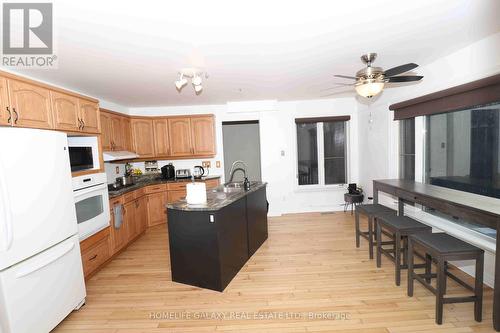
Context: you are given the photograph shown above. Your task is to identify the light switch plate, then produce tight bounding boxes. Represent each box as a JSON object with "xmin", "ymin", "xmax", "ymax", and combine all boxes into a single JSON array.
[
  {"xmin": 209, "ymin": 215, "xmax": 215, "ymax": 223},
  {"xmin": 115, "ymin": 166, "xmax": 120, "ymax": 174},
  {"xmin": 216, "ymin": 161, "xmax": 221, "ymax": 168},
  {"xmin": 202, "ymin": 160, "xmax": 211, "ymax": 168}
]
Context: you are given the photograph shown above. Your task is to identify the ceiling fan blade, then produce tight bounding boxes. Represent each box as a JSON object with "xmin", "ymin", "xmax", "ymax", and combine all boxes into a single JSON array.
[
  {"xmin": 384, "ymin": 63, "xmax": 418, "ymax": 77},
  {"xmin": 333, "ymin": 74, "xmax": 357, "ymax": 80},
  {"xmin": 387, "ymin": 75, "xmax": 423, "ymax": 82},
  {"xmin": 321, "ymin": 84, "xmax": 355, "ymax": 91}
]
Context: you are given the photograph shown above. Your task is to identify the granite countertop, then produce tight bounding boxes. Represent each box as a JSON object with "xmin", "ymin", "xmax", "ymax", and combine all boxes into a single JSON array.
[
  {"xmin": 166, "ymin": 181, "xmax": 267, "ymax": 212},
  {"xmin": 107, "ymin": 174, "xmax": 221, "ymax": 199}
]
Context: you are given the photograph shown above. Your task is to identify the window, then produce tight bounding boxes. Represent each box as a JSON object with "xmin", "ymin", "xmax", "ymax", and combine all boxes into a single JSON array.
[
  {"xmin": 296, "ymin": 117, "xmax": 348, "ymax": 186},
  {"xmin": 425, "ymin": 101, "xmax": 500, "ymax": 199},
  {"xmin": 399, "ymin": 118, "xmax": 415, "ymax": 180}
]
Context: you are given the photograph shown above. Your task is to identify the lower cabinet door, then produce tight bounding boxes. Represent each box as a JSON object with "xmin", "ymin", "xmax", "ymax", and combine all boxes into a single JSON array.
[
  {"xmin": 147, "ymin": 192, "xmax": 168, "ymax": 227},
  {"xmin": 110, "ymin": 204, "xmax": 130, "ymax": 254},
  {"xmin": 137, "ymin": 196, "xmax": 148, "ymax": 233},
  {"xmin": 124, "ymin": 201, "xmax": 137, "ymax": 242}
]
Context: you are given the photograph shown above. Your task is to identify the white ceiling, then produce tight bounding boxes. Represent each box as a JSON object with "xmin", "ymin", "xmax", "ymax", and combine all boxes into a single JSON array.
[{"xmin": 8, "ymin": 0, "xmax": 500, "ymax": 107}]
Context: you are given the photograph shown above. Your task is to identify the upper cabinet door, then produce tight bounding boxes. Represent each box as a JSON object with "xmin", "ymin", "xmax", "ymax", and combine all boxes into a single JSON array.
[
  {"xmin": 153, "ymin": 119, "xmax": 170, "ymax": 157},
  {"xmin": 131, "ymin": 118, "xmax": 154, "ymax": 157},
  {"xmin": 122, "ymin": 117, "xmax": 133, "ymax": 152},
  {"xmin": 191, "ymin": 116, "xmax": 216, "ymax": 155},
  {"xmin": 168, "ymin": 117, "xmax": 193, "ymax": 156},
  {"xmin": 0, "ymin": 77, "xmax": 11, "ymax": 126},
  {"xmin": 7, "ymin": 79, "xmax": 53, "ymax": 129},
  {"xmin": 110, "ymin": 115, "xmax": 124, "ymax": 150},
  {"xmin": 51, "ymin": 91, "xmax": 80, "ymax": 132},
  {"xmin": 79, "ymin": 100, "xmax": 100, "ymax": 134},
  {"xmin": 100, "ymin": 111, "xmax": 113, "ymax": 151}
]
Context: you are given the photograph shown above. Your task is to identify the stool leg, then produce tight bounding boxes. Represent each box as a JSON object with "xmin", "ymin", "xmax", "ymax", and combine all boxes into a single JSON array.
[
  {"xmin": 351, "ymin": 203, "xmax": 354, "ymax": 215},
  {"xmin": 436, "ymin": 257, "xmax": 446, "ymax": 325},
  {"xmin": 443, "ymin": 262, "xmax": 448, "ymax": 294},
  {"xmin": 355, "ymin": 211, "xmax": 360, "ymax": 248},
  {"xmin": 407, "ymin": 237, "xmax": 414, "ymax": 297},
  {"xmin": 425, "ymin": 253, "xmax": 432, "ymax": 283},
  {"xmin": 475, "ymin": 252, "xmax": 484, "ymax": 322},
  {"xmin": 376, "ymin": 221, "xmax": 382, "ymax": 268},
  {"xmin": 402, "ymin": 237, "xmax": 407, "ymax": 266},
  {"xmin": 368, "ymin": 217, "xmax": 374, "ymax": 259},
  {"xmin": 395, "ymin": 232, "xmax": 401, "ymax": 286}
]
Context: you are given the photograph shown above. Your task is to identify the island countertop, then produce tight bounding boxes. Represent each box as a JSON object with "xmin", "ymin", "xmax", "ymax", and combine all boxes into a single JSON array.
[{"xmin": 166, "ymin": 181, "xmax": 267, "ymax": 212}]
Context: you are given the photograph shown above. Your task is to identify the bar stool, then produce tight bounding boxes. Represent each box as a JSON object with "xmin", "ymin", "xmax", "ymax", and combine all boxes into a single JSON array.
[
  {"xmin": 354, "ymin": 204, "xmax": 396, "ymax": 259},
  {"xmin": 374, "ymin": 212, "xmax": 432, "ymax": 285},
  {"xmin": 407, "ymin": 232, "xmax": 484, "ymax": 325}
]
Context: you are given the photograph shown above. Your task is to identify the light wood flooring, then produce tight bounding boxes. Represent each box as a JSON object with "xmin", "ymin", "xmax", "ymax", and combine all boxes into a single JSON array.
[{"xmin": 54, "ymin": 212, "xmax": 496, "ymax": 332}]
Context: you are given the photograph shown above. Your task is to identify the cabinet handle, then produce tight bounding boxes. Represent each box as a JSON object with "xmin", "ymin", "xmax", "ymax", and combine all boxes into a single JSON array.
[
  {"xmin": 89, "ymin": 254, "xmax": 98, "ymax": 261},
  {"xmin": 78, "ymin": 118, "xmax": 82, "ymax": 130},
  {"xmin": 12, "ymin": 108, "xmax": 18, "ymax": 124},
  {"xmin": 6, "ymin": 106, "xmax": 11, "ymax": 124},
  {"xmin": 81, "ymin": 119, "xmax": 85, "ymax": 130}
]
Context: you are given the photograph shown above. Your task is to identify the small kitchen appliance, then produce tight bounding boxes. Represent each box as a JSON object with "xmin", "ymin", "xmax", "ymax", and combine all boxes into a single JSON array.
[
  {"xmin": 161, "ymin": 163, "xmax": 176, "ymax": 180},
  {"xmin": 193, "ymin": 165, "xmax": 206, "ymax": 179},
  {"xmin": 176, "ymin": 168, "xmax": 191, "ymax": 179}
]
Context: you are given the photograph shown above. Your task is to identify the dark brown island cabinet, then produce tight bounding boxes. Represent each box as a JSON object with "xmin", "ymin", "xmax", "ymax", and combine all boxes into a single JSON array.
[{"xmin": 166, "ymin": 183, "xmax": 268, "ymax": 291}]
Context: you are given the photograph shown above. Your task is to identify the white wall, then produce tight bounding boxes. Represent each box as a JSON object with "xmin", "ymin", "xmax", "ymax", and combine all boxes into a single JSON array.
[
  {"xmin": 358, "ymin": 32, "xmax": 500, "ymax": 286},
  {"xmin": 129, "ymin": 97, "xmax": 359, "ymax": 216}
]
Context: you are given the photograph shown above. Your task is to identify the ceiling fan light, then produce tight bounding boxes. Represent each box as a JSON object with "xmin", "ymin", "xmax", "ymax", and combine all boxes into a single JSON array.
[
  {"xmin": 192, "ymin": 75, "xmax": 202, "ymax": 86},
  {"xmin": 175, "ymin": 74, "xmax": 188, "ymax": 90},
  {"xmin": 355, "ymin": 80, "xmax": 384, "ymax": 98}
]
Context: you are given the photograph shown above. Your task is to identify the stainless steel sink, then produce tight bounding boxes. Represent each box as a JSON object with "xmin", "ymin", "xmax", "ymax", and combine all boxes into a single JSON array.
[
  {"xmin": 224, "ymin": 181, "xmax": 259, "ymax": 188},
  {"xmin": 213, "ymin": 181, "xmax": 260, "ymax": 193}
]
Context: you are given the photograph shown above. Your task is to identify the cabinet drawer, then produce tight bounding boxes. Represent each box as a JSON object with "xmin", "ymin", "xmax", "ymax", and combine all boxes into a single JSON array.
[
  {"xmin": 167, "ymin": 182, "xmax": 187, "ymax": 191},
  {"xmin": 168, "ymin": 190, "xmax": 186, "ymax": 203},
  {"xmin": 134, "ymin": 188, "xmax": 145, "ymax": 198},
  {"xmin": 144, "ymin": 184, "xmax": 167, "ymax": 194},
  {"xmin": 81, "ymin": 237, "xmax": 110, "ymax": 277},
  {"xmin": 123, "ymin": 191, "xmax": 136, "ymax": 203},
  {"xmin": 109, "ymin": 196, "xmax": 123, "ymax": 208}
]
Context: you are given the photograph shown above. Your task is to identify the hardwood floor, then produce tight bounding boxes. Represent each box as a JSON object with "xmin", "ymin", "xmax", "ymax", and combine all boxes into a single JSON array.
[{"xmin": 54, "ymin": 212, "xmax": 496, "ymax": 332}]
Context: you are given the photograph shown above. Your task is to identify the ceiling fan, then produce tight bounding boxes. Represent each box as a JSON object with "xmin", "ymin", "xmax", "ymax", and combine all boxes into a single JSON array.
[{"xmin": 325, "ymin": 53, "xmax": 423, "ymax": 98}]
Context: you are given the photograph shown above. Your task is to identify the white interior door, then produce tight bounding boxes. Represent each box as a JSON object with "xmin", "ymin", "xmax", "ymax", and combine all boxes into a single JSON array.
[
  {"xmin": 0, "ymin": 235, "xmax": 86, "ymax": 333},
  {"xmin": 0, "ymin": 127, "xmax": 77, "ymax": 270}
]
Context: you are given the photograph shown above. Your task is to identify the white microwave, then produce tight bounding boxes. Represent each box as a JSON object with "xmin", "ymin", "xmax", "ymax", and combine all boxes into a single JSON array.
[{"xmin": 67, "ymin": 136, "xmax": 100, "ymax": 173}]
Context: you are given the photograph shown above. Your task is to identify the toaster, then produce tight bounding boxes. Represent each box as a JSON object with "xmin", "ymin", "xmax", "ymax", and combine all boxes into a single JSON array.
[{"xmin": 175, "ymin": 168, "xmax": 191, "ymax": 179}]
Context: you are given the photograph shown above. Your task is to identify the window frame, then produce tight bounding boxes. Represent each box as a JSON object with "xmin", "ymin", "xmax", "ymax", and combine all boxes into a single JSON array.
[{"xmin": 294, "ymin": 119, "xmax": 350, "ymax": 190}]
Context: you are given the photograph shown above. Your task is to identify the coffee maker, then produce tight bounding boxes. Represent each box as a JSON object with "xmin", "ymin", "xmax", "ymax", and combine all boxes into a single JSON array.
[{"xmin": 161, "ymin": 163, "xmax": 175, "ymax": 180}]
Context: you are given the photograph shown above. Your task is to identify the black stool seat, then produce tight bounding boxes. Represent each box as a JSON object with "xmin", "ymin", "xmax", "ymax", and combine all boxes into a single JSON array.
[
  {"xmin": 410, "ymin": 233, "xmax": 483, "ymax": 255},
  {"xmin": 408, "ymin": 232, "xmax": 484, "ymax": 325},
  {"xmin": 375, "ymin": 213, "xmax": 432, "ymax": 285},
  {"xmin": 374, "ymin": 212, "xmax": 431, "ymax": 233},
  {"xmin": 354, "ymin": 204, "xmax": 396, "ymax": 259},
  {"xmin": 356, "ymin": 204, "xmax": 395, "ymax": 215}
]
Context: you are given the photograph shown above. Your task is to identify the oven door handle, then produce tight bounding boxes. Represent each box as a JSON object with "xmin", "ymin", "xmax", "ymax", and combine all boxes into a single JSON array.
[{"xmin": 74, "ymin": 182, "xmax": 107, "ymax": 198}]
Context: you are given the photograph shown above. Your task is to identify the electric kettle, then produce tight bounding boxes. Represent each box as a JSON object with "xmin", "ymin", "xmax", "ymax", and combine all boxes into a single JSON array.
[{"xmin": 193, "ymin": 165, "xmax": 206, "ymax": 179}]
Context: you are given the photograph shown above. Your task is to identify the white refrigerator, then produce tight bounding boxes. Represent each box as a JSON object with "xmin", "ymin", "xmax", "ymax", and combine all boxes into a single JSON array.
[{"xmin": 0, "ymin": 127, "xmax": 86, "ymax": 333}]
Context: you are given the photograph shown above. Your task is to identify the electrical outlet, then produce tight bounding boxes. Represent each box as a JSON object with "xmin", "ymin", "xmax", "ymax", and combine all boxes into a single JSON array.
[
  {"xmin": 216, "ymin": 161, "xmax": 221, "ymax": 168},
  {"xmin": 115, "ymin": 166, "xmax": 120, "ymax": 174},
  {"xmin": 202, "ymin": 161, "xmax": 211, "ymax": 168}
]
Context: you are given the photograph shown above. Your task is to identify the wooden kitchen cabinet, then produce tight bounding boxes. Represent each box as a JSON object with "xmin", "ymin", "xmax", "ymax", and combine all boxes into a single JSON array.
[
  {"xmin": 111, "ymin": 115, "xmax": 124, "ymax": 150},
  {"xmin": 7, "ymin": 79, "xmax": 53, "ymax": 129},
  {"xmin": 110, "ymin": 200, "xmax": 129, "ymax": 254},
  {"xmin": 51, "ymin": 91, "xmax": 80, "ymax": 132},
  {"xmin": 147, "ymin": 191, "xmax": 168, "ymax": 227},
  {"xmin": 80, "ymin": 228, "xmax": 111, "ymax": 279},
  {"xmin": 124, "ymin": 200, "xmax": 137, "ymax": 242},
  {"xmin": 0, "ymin": 77, "xmax": 10, "ymax": 126},
  {"xmin": 122, "ymin": 117, "xmax": 133, "ymax": 151},
  {"xmin": 79, "ymin": 100, "xmax": 100, "ymax": 134},
  {"xmin": 131, "ymin": 118, "xmax": 155, "ymax": 157},
  {"xmin": 191, "ymin": 115, "xmax": 216, "ymax": 155},
  {"xmin": 100, "ymin": 112, "xmax": 113, "ymax": 150},
  {"xmin": 168, "ymin": 190, "xmax": 186, "ymax": 203},
  {"xmin": 153, "ymin": 118, "xmax": 170, "ymax": 157},
  {"xmin": 168, "ymin": 117, "xmax": 193, "ymax": 156}
]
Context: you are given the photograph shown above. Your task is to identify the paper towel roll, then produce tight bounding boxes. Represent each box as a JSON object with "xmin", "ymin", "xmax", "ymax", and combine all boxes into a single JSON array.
[{"xmin": 186, "ymin": 182, "xmax": 207, "ymax": 204}]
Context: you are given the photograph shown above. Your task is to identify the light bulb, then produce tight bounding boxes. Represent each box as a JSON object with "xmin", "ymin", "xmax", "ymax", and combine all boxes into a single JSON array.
[
  {"xmin": 175, "ymin": 74, "xmax": 187, "ymax": 90},
  {"xmin": 194, "ymin": 84, "xmax": 203, "ymax": 93},
  {"xmin": 192, "ymin": 75, "xmax": 202, "ymax": 86},
  {"xmin": 355, "ymin": 79, "xmax": 384, "ymax": 98}
]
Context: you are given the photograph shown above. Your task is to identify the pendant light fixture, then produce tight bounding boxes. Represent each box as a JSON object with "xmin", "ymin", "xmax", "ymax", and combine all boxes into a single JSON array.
[{"xmin": 175, "ymin": 68, "xmax": 206, "ymax": 94}]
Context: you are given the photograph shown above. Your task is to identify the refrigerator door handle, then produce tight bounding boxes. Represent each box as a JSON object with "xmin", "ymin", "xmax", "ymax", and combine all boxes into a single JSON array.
[
  {"xmin": 16, "ymin": 241, "xmax": 75, "ymax": 278},
  {"xmin": 0, "ymin": 159, "xmax": 13, "ymax": 251}
]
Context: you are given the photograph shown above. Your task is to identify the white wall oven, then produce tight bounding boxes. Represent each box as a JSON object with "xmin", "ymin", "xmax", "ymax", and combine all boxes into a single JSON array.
[
  {"xmin": 67, "ymin": 136, "xmax": 100, "ymax": 173},
  {"xmin": 73, "ymin": 173, "xmax": 110, "ymax": 241}
]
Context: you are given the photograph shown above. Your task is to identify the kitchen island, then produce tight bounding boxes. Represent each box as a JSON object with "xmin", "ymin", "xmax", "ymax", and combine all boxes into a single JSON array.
[{"xmin": 166, "ymin": 182, "xmax": 268, "ymax": 291}]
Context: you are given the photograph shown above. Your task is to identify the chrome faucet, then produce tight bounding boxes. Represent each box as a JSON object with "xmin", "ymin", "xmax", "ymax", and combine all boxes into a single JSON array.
[{"xmin": 228, "ymin": 160, "xmax": 248, "ymax": 183}]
